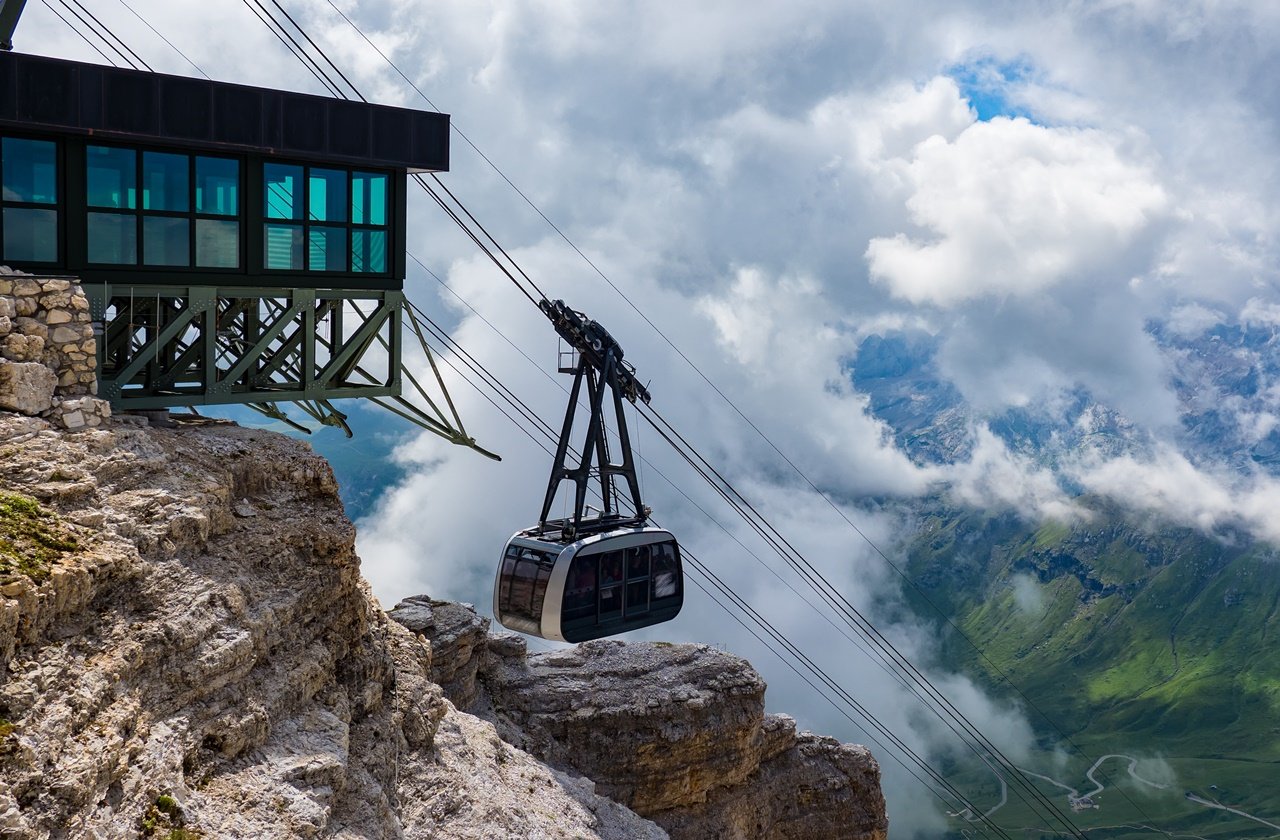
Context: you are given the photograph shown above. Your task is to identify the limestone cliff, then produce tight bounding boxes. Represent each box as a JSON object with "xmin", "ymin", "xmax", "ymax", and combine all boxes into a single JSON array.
[
  {"xmin": 0, "ymin": 410, "xmax": 886, "ymax": 839},
  {"xmin": 390, "ymin": 599, "xmax": 886, "ymax": 840}
]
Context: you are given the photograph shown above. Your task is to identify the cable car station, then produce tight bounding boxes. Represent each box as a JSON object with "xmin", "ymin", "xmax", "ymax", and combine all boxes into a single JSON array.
[{"xmin": 0, "ymin": 49, "xmax": 487, "ymax": 449}]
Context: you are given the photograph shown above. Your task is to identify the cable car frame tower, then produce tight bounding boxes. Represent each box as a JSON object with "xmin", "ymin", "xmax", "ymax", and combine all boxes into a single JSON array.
[{"xmin": 536, "ymin": 298, "xmax": 650, "ymax": 542}]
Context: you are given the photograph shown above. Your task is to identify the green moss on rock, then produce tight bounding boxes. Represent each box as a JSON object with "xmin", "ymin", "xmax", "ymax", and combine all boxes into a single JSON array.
[{"xmin": 0, "ymin": 490, "xmax": 78, "ymax": 582}]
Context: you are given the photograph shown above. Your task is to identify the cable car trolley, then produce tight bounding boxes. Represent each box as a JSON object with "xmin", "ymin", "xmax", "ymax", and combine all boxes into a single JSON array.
[{"xmin": 493, "ymin": 299, "xmax": 684, "ymax": 642}]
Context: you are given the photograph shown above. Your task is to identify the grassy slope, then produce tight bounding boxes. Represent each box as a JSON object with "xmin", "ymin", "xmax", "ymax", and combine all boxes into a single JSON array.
[{"xmin": 902, "ymin": 503, "xmax": 1280, "ymax": 837}]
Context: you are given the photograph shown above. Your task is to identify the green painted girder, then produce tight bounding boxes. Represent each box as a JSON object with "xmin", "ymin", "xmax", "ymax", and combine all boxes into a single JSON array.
[{"xmin": 84, "ymin": 283, "xmax": 498, "ymax": 459}]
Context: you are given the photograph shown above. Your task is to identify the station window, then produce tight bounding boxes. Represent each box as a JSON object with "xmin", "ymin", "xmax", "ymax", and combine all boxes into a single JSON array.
[
  {"xmin": 1, "ymin": 137, "xmax": 59, "ymax": 264},
  {"xmin": 263, "ymin": 163, "xmax": 389, "ymax": 273},
  {"xmin": 86, "ymin": 145, "xmax": 240, "ymax": 269}
]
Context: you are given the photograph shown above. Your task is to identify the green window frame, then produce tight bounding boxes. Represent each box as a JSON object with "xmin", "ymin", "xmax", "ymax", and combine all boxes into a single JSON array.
[
  {"xmin": 1, "ymin": 136, "xmax": 60, "ymax": 265},
  {"xmin": 262, "ymin": 162, "xmax": 390, "ymax": 274},
  {"xmin": 86, "ymin": 144, "xmax": 241, "ymax": 269}
]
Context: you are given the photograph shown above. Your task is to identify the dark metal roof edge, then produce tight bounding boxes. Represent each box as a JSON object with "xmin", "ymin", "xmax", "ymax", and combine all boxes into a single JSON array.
[
  {"xmin": 4, "ymin": 49, "xmax": 450, "ymax": 121},
  {"xmin": 0, "ymin": 50, "xmax": 451, "ymax": 172}
]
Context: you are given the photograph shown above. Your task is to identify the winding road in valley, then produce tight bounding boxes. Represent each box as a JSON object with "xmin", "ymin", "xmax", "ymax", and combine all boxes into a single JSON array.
[
  {"xmin": 957, "ymin": 752, "xmax": 1274, "ymax": 829},
  {"xmin": 1184, "ymin": 793, "xmax": 1280, "ymax": 832},
  {"xmin": 1083, "ymin": 754, "xmax": 1171, "ymax": 798}
]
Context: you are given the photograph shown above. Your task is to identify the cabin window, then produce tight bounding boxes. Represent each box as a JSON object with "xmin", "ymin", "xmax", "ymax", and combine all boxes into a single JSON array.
[
  {"xmin": 1, "ymin": 137, "xmax": 59, "ymax": 263},
  {"xmin": 651, "ymin": 540, "xmax": 681, "ymax": 602},
  {"xmin": 599, "ymin": 550, "xmax": 624, "ymax": 621},
  {"xmin": 563, "ymin": 554, "xmax": 597, "ymax": 621},
  {"xmin": 625, "ymin": 545, "xmax": 650, "ymax": 616},
  {"xmin": 87, "ymin": 145, "xmax": 242, "ymax": 269},
  {"xmin": 498, "ymin": 545, "xmax": 554, "ymax": 624},
  {"xmin": 263, "ymin": 163, "xmax": 389, "ymax": 274}
]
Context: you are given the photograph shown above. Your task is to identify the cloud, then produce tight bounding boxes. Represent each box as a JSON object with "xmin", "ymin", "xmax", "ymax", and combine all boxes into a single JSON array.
[
  {"xmin": 1010, "ymin": 573, "xmax": 1047, "ymax": 617},
  {"xmin": 1241, "ymin": 297, "xmax": 1280, "ymax": 328},
  {"xmin": 1069, "ymin": 445, "xmax": 1280, "ymax": 543},
  {"xmin": 944, "ymin": 427, "xmax": 1084, "ymax": 523},
  {"xmin": 1165, "ymin": 302, "xmax": 1226, "ymax": 337},
  {"xmin": 865, "ymin": 113, "xmax": 1168, "ymax": 307}
]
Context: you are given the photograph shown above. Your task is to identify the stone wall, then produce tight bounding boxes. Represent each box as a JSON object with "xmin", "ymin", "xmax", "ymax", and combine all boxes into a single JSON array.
[{"xmin": 0, "ymin": 267, "xmax": 111, "ymax": 430}]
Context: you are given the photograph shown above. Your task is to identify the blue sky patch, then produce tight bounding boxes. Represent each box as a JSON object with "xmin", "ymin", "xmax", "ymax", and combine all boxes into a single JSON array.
[{"xmin": 947, "ymin": 56, "xmax": 1036, "ymax": 122}]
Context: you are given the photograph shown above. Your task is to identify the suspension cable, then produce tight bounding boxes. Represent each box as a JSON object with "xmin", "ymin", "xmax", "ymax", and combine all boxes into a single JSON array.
[
  {"xmin": 112, "ymin": 0, "xmax": 210, "ymax": 79},
  {"xmin": 39, "ymin": 0, "xmax": 117, "ymax": 66}
]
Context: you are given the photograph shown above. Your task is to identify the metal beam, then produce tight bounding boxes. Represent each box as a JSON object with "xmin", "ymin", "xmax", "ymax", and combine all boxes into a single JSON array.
[
  {"xmin": 0, "ymin": 0, "xmax": 28, "ymax": 51},
  {"xmin": 85, "ymin": 283, "xmax": 497, "ymax": 458}
]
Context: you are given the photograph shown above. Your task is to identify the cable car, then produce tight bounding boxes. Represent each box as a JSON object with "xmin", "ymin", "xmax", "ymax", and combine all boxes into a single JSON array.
[
  {"xmin": 493, "ymin": 299, "xmax": 684, "ymax": 641},
  {"xmin": 493, "ymin": 525, "xmax": 683, "ymax": 642}
]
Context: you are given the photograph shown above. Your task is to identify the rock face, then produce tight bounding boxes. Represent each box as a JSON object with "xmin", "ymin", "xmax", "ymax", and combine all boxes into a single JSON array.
[
  {"xmin": 0, "ymin": 362, "xmax": 57, "ymax": 415},
  {"xmin": 387, "ymin": 595, "xmax": 490, "ymax": 710},
  {"xmin": 0, "ymin": 409, "xmax": 886, "ymax": 838},
  {"xmin": 393, "ymin": 607, "xmax": 889, "ymax": 840}
]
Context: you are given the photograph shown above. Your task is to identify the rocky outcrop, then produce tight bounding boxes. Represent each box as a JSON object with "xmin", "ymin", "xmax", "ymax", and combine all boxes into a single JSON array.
[
  {"xmin": 0, "ymin": 412, "xmax": 665, "ymax": 838},
  {"xmin": 393, "ymin": 605, "xmax": 889, "ymax": 840},
  {"xmin": 0, "ymin": 408, "xmax": 886, "ymax": 838},
  {"xmin": 388, "ymin": 595, "xmax": 490, "ymax": 711}
]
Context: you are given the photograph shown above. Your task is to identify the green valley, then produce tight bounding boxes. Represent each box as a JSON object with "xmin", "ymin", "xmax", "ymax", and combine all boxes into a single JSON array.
[{"xmin": 901, "ymin": 501, "xmax": 1280, "ymax": 838}]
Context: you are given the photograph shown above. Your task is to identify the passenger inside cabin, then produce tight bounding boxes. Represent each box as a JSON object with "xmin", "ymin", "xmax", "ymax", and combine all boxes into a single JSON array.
[
  {"xmin": 627, "ymin": 546, "xmax": 649, "ymax": 580},
  {"xmin": 600, "ymin": 553, "xmax": 623, "ymax": 586}
]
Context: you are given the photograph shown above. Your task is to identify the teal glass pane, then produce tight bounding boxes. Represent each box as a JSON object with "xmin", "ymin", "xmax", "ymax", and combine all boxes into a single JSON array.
[
  {"xmin": 195, "ymin": 157, "xmax": 239, "ymax": 216},
  {"xmin": 87, "ymin": 212, "xmax": 137, "ymax": 264},
  {"xmin": 308, "ymin": 226, "xmax": 347, "ymax": 271},
  {"xmin": 196, "ymin": 219, "xmax": 239, "ymax": 268},
  {"xmin": 2, "ymin": 138, "xmax": 57, "ymax": 204},
  {"xmin": 308, "ymin": 169, "xmax": 347, "ymax": 222},
  {"xmin": 2, "ymin": 207, "xmax": 57, "ymax": 262},
  {"xmin": 351, "ymin": 171, "xmax": 387, "ymax": 226},
  {"xmin": 87, "ymin": 146, "xmax": 136, "ymax": 209},
  {"xmin": 351, "ymin": 228, "xmax": 387, "ymax": 273},
  {"xmin": 143, "ymin": 216, "xmax": 190, "ymax": 266},
  {"xmin": 264, "ymin": 163, "xmax": 303, "ymax": 220},
  {"xmin": 264, "ymin": 223, "xmax": 303, "ymax": 269},
  {"xmin": 142, "ymin": 151, "xmax": 189, "ymax": 211}
]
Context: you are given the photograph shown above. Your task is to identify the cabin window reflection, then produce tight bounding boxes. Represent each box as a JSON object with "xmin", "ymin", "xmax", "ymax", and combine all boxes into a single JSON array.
[
  {"xmin": 499, "ymin": 546, "xmax": 554, "ymax": 624},
  {"xmin": 263, "ymin": 163, "xmax": 390, "ymax": 274},
  {"xmin": 142, "ymin": 152, "xmax": 189, "ymax": 212},
  {"xmin": 2, "ymin": 138, "xmax": 57, "ymax": 203},
  {"xmin": 87, "ymin": 212, "xmax": 136, "ymax": 264},
  {"xmin": 625, "ymin": 545, "xmax": 651, "ymax": 616},
  {"xmin": 651, "ymin": 541, "xmax": 680, "ymax": 601},
  {"xmin": 1, "ymin": 138, "xmax": 59, "ymax": 264},
  {"xmin": 598, "ymin": 550, "xmax": 624, "ymax": 621},
  {"xmin": 308, "ymin": 169, "xmax": 347, "ymax": 223},
  {"xmin": 87, "ymin": 146, "xmax": 136, "ymax": 209},
  {"xmin": 195, "ymin": 156, "xmax": 239, "ymax": 216},
  {"xmin": 143, "ymin": 216, "xmax": 189, "ymax": 266},
  {"xmin": 196, "ymin": 219, "xmax": 238, "ymax": 268},
  {"xmin": 564, "ymin": 554, "xmax": 597, "ymax": 622},
  {"xmin": 86, "ymin": 145, "xmax": 242, "ymax": 269}
]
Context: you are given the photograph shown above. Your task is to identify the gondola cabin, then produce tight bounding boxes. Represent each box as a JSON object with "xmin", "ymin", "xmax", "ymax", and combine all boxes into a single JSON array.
[{"xmin": 494, "ymin": 527, "xmax": 683, "ymax": 643}]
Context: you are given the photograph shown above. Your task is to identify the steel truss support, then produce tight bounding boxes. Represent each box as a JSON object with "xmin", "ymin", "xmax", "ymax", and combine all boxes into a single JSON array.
[
  {"xmin": 537, "ymin": 347, "xmax": 646, "ymax": 539},
  {"xmin": 85, "ymin": 284, "xmax": 498, "ymax": 459}
]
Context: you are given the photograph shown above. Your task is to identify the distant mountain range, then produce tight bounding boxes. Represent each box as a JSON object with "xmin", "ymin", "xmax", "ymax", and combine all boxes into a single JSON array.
[
  {"xmin": 856, "ymin": 317, "xmax": 1280, "ymax": 837},
  {"xmin": 854, "ymin": 315, "xmax": 1280, "ymax": 474}
]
